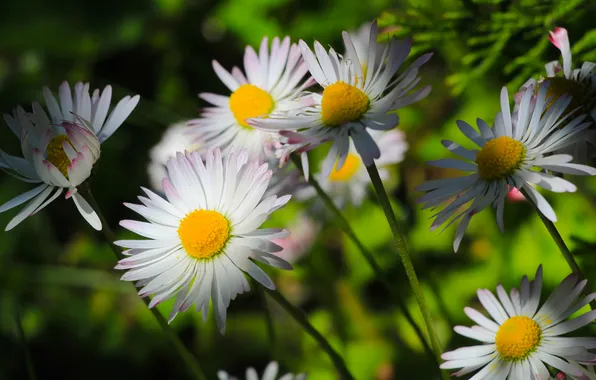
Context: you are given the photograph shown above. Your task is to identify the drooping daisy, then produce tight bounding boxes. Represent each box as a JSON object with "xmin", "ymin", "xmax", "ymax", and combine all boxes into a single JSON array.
[
  {"xmin": 248, "ymin": 21, "xmax": 432, "ymax": 178},
  {"xmin": 187, "ymin": 36, "xmax": 314, "ymax": 160},
  {"xmin": 516, "ymin": 27, "xmax": 596, "ymax": 163},
  {"xmin": 441, "ymin": 266, "xmax": 596, "ymax": 379},
  {"xmin": 300, "ymin": 128, "xmax": 407, "ymax": 207},
  {"xmin": 0, "ymin": 81, "xmax": 139, "ymax": 231},
  {"xmin": 147, "ymin": 122, "xmax": 201, "ymax": 190},
  {"xmin": 115, "ymin": 149, "xmax": 292, "ymax": 333},
  {"xmin": 416, "ymin": 83, "xmax": 596, "ymax": 252},
  {"xmin": 218, "ymin": 361, "xmax": 306, "ymax": 380}
]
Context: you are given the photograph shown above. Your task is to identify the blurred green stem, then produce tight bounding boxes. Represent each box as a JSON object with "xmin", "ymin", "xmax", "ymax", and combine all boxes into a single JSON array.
[
  {"xmin": 520, "ymin": 188, "xmax": 595, "ymax": 309},
  {"xmin": 291, "ymin": 156, "xmax": 440, "ymax": 371},
  {"xmin": 263, "ymin": 287, "xmax": 355, "ymax": 380},
  {"xmin": 15, "ymin": 309, "xmax": 37, "ymax": 380},
  {"xmin": 365, "ymin": 162, "xmax": 447, "ymax": 379},
  {"xmin": 257, "ymin": 283, "xmax": 276, "ymax": 352},
  {"xmin": 78, "ymin": 183, "xmax": 207, "ymax": 380}
]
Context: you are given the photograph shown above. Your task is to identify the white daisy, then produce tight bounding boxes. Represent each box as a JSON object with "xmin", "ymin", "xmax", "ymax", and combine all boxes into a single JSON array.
[
  {"xmin": 147, "ymin": 122, "xmax": 201, "ymax": 190},
  {"xmin": 302, "ymin": 128, "xmax": 407, "ymax": 207},
  {"xmin": 249, "ymin": 21, "xmax": 431, "ymax": 178},
  {"xmin": 515, "ymin": 27, "xmax": 596, "ymax": 163},
  {"xmin": 441, "ymin": 265, "xmax": 596, "ymax": 379},
  {"xmin": 217, "ymin": 361, "xmax": 306, "ymax": 380},
  {"xmin": 187, "ymin": 36, "xmax": 314, "ymax": 161},
  {"xmin": 115, "ymin": 149, "xmax": 293, "ymax": 333},
  {"xmin": 416, "ymin": 84, "xmax": 596, "ymax": 252},
  {"xmin": 0, "ymin": 81, "xmax": 139, "ymax": 231}
]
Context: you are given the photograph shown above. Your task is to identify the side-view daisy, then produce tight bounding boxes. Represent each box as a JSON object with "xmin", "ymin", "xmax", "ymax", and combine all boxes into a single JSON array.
[
  {"xmin": 248, "ymin": 21, "xmax": 431, "ymax": 178},
  {"xmin": 115, "ymin": 149, "xmax": 292, "ymax": 333},
  {"xmin": 147, "ymin": 122, "xmax": 201, "ymax": 190},
  {"xmin": 300, "ymin": 128, "xmax": 407, "ymax": 207},
  {"xmin": 0, "ymin": 81, "xmax": 139, "ymax": 231},
  {"xmin": 516, "ymin": 27, "xmax": 596, "ymax": 163},
  {"xmin": 187, "ymin": 36, "xmax": 314, "ymax": 160},
  {"xmin": 441, "ymin": 266, "xmax": 596, "ymax": 379},
  {"xmin": 218, "ymin": 361, "xmax": 306, "ymax": 380},
  {"xmin": 416, "ymin": 83, "xmax": 596, "ymax": 252}
]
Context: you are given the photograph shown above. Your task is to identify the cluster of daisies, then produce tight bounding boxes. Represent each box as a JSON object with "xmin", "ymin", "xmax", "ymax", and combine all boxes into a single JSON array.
[{"xmin": 1, "ymin": 18, "xmax": 595, "ymax": 379}]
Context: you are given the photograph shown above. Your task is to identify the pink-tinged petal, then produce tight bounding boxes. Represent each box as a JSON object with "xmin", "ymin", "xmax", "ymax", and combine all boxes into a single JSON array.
[
  {"xmin": 212, "ymin": 60, "xmax": 240, "ymax": 92},
  {"xmin": 548, "ymin": 27, "xmax": 572, "ymax": 78},
  {"xmin": 65, "ymin": 188, "xmax": 77, "ymax": 199},
  {"xmin": 72, "ymin": 192, "xmax": 102, "ymax": 230}
]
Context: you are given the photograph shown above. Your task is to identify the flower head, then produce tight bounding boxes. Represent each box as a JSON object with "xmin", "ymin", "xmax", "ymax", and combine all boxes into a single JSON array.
[
  {"xmin": 249, "ymin": 21, "xmax": 431, "ymax": 178},
  {"xmin": 417, "ymin": 84, "xmax": 596, "ymax": 252},
  {"xmin": 115, "ymin": 149, "xmax": 292, "ymax": 333},
  {"xmin": 218, "ymin": 361, "xmax": 306, "ymax": 380},
  {"xmin": 187, "ymin": 36, "xmax": 314, "ymax": 161},
  {"xmin": 441, "ymin": 266, "xmax": 596, "ymax": 379},
  {"xmin": 515, "ymin": 27, "xmax": 596, "ymax": 164},
  {"xmin": 0, "ymin": 81, "xmax": 139, "ymax": 230}
]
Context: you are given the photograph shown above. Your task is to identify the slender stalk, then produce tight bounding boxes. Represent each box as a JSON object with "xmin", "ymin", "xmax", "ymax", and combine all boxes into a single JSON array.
[
  {"xmin": 520, "ymin": 188, "xmax": 595, "ymax": 309},
  {"xmin": 291, "ymin": 156, "xmax": 441, "ymax": 370},
  {"xmin": 78, "ymin": 184, "xmax": 207, "ymax": 380},
  {"xmin": 257, "ymin": 283, "xmax": 276, "ymax": 352},
  {"xmin": 365, "ymin": 162, "xmax": 447, "ymax": 378},
  {"xmin": 263, "ymin": 287, "xmax": 355, "ymax": 380},
  {"xmin": 15, "ymin": 310, "xmax": 37, "ymax": 380}
]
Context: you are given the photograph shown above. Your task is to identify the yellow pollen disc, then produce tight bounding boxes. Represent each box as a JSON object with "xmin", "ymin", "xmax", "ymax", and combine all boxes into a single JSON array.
[
  {"xmin": 495, "ymin": 316, "xmax": 541, "ymax": 361},
  {"xmin": 543, "ymin": 77, "xmax": 589, "ymax": 117},
  {"xmin": 229, "ymin": 84, "xmax": 274, "ymax": 129},
  {"xmin": 476, "ymin": 136, "xmax": 525, "ymax": 181},
  {"xmin": 46, "ymin": 135, "xmax": 76, "ymax": 178},
  {"xmin": 329, "ymin": 153, "xmax": 361, "ymax": 181},
  {"xmin": 177, "ymin": 210, "xmax": 230, "ymax": 259},
  {"xmin": 321, "ymin": 81, "xmax": 370, "ymax": 127}
]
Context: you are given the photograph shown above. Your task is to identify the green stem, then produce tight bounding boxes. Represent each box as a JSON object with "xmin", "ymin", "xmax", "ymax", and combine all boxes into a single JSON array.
[
  {"xmin": 262, "ymin": 287, "xmax": 355, "ymax": 380},
  {"xmin": 291, "ymin": 156, "xmax": 440, "ymax": 370},
  {"xmin": 257, "ymin": 283, "xmax": 276, "ymax": 352},
  {"xmin": 365, "ymin": 162, "xmax": 447, "ymax": 379},
  {"xmin": 15, "ymin": 309, "xmax": 37, "ymax": 380},
  {"xmin": 520, "ymin": 188, "xmax": 595, "ymax": 309},
  {"xmin": 79, "ymin": 184, "xmax": 207, "ymax": 380}
]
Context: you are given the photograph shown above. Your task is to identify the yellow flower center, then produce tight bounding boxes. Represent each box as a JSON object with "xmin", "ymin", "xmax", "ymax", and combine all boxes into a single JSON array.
[
  {"xmin": 46, "ymin": 134, "xmax": 76, "ymax": 178},
  {"xmin": 495, "ymin": 316, "xmax": 541, "ymax": 361},
  {"xmin": 543, "ymin": 76, "xmax": 589, "ymax": 116},
  {"xmin": 476, "ymin": 136, "xmax": 525, "ymax": 181},
  {"xmin": 229, "ymin": 84, "xmax": 274, "ymax": 128},
  {"xmin": 329, "ymin": 153, "xmax": 361, "ymax": 181},
  {"xmin": 177, "ymin": 210, "xmax": 230, "ymax": 259},
  {"xmin": 321, "ymin": 82, "xmax": 370, "ymax": 127}
]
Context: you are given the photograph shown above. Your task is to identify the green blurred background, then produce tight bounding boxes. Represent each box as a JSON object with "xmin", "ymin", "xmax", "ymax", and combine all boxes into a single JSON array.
[{"xmin": 1, "ymin": 0, "xmax": 595, "ymax": 379}]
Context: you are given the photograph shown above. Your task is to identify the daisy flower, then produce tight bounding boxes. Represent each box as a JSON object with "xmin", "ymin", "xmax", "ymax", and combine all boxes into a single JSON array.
[
  {"xmin": 187, "ymin": 36, "xmax": 314, "ymax": 160},
  {"xmin": 248, "ymin": 21, "xmax": 432, "ymax": 178},
  {"xmin": 516, "ymin": 27, "xmax": 596, "ymax": 163},
  {"xmin": 416, "ymin": 83, "xmax": 596, "ymax": 252},
  {"xmin": 115, "ymin": 149, "xmax": 292, "ymax": 333},
  {"xmin": 147, "ymin": 122, "xmax": 201, "ymax": 190},
  {"xmin": 441, "ymin": 266, "xmax": 596, "ymax": 379},
  {"xmin": 301, "ymin": 129, "xmax": 407, "ymax": 207},
  {"xmin": 0, "ymin": 81, "xmax": 139, "ymax": 231},
  {"xmin": 218, "ymin": 361, "xmax": 306, "ymax": 380}
]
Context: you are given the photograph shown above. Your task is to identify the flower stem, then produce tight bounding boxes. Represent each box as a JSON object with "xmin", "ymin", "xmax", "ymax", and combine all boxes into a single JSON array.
[
  {"xmin": 262, "ymin": 286, "xmax": 355, "ymax": 380},
  {"xmin": 15, "ymin": 309, "xmax": 37, "ymax": 380},
  {"xmin": 78, "ymin": 183, "xmax": 207, "ymax": 380},
  {"xmin": 520, "ymin": 188, "xmax": 595, "ymax": 309},
  {"xmin": 290, "ymin": 156, "xmax": 443, "ymax": 375},
  {"xmin": 365, "ymin": 162, "xmax": 447, "ymax": 378},
  {"xmin": 257, "ymin": 282, "xmax": 276, "ymax": 352}
]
